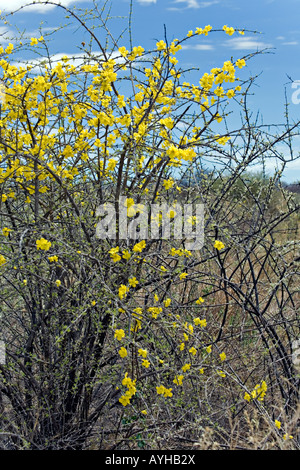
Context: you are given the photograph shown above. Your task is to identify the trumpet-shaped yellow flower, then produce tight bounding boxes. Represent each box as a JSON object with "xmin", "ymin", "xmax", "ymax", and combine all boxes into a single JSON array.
[
  {"xmin": 128, "ymin": 277, "xmax": 139, "ymax": 287},
  {"xmin": 156, "ymin": 40, "xmax": 166, "ymax": 51},
  {"xmin": 119, "ymin": 347, "xmax": 128, "ymax": 358},
  {"xmin": 114, "ymin": 329, "xmax": 125, "ymax": 341},
  {"xmin": 173, "ymin": 375, "xmax": 184, "ymax": 385},
  {"xmin": 118, "ymin": 284, "xmax": 128, "ymax": 299},
  {"xmin": 214, "ymin": 240, "xmax": 225, "ymax": 251},
  {"xmin": 219, "ymin": 352, "xmax": 226, "ymax": 362},
  {"xmin": 36, "ymin": 238, "xmax": 51, "ymax": 251},
  {"xmin": 138, "ymin": 348, "xmax": 147, "ymax": 358}
]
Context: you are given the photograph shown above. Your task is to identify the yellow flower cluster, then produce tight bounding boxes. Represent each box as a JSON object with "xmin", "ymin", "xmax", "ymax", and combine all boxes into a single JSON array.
[
  {"xmin": 147, "ymin": 306, "xmax": 162, "ymax": 319},
  {"xmin": 118, "ymin": 284, "xmax": 128, "ymax": 299},
  {"xmin": 156, "ymin": 385, "xmax": 173, "ymax": 397},
  {"xmin": 132, "ymin": 240, "xmax": 146, "ymax": 252},
  {"xmin": 119, "ymin": 373, "xmax": 137, "ymax": 406},
  {"xmin": 131, "ymin": 307, "xmax": 143, "ymax": 331},
  {"xmin": 109, "ymin": 246, "xmax": 121, "ymax": 262},
  {"xmin": 169, "ymin": 247, "xmax": 191, "ymax": 257},
  {"xmin": 244, "ymin": 380, "xmax": 267, "ymax": 402},
  {"xmin": 193, "ymin": 317, "xmax": 207, "ymax": 328},
  {"xmin": 36, "ymin": 238, "xmax": 51, "ymax": 251},
  {"xmin": 173, "ymin": 375, "xmax": 184, "ymax": 385},
  {"xmin": 223, "ymin": 25, "xmax": 235, "ymax": 36}
]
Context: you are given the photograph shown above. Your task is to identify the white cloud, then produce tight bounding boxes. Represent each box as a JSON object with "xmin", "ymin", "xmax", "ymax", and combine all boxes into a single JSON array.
[
  {"xmin": 136, "ymin": 0, "xmax": 157, "ymax": 5},
  {"xmin": 13, "ymin": 50, "xmax": 126, "ymax": 71},
  {"xmin": 223, "ymin": 37, "xmax": 273, "ymax": 50},
  {"xmin": 174, "ymin": 0, "xmax": 201, "ymax": 7},
  {"xmin": 0, "ymin": 0, "xmax": 90, "ymax": 14},
  {"xmin": 12, "ymin": 52, "xmax": 89, "ymax": 70},
  {"xmin": 182, "ymin": 44, "xmax": 214, "ymax": 50},
  {"xmin": 168, "ymin": 0, "xmax": 219, "ymax": 9},
  {"xmin": 282, "ymin": 41, "xmax": 299, "ymax": 46}
]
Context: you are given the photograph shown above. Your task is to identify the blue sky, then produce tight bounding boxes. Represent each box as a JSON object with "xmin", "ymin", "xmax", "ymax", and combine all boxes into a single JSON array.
[{"xmin": 0, "ymin": 0, "xmax": 299, "ymax": 182}]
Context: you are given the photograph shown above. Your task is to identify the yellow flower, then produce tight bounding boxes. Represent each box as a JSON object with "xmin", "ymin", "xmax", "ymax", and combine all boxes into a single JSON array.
[
  {"xmin": 163, "ymin": 179, "xmax": 175, "ymax": 190},
  {"xmin": 244, "ymin": 392, "xmax": 251, "ymax": 402},
  {"xmin": 194, "ymin": 318, "xmax": 207, "ymax": 328},
  {"xmin": 214, "ymin": 86, "xmax": 225, "ymax": 97},
  {"xmin": 223, "ymin": 25, "xmax": 235, "ymax": 36},
  {"xmin": 141, "ymin": 410, "xmax": 147, "ymax": 415},
  {"xmin": 119, "ymin": 46, "xmax": 129, "ymax": 57},
  {"xmin": 109, "ymin": 246, "xmax": 121, "ymax": 262},
  {"xmin": 156, "ymin": 385, "xmax": 165, "ymax": 395},
  {"xmin": 119, "ymin": 395, "xmax": 131, "ymax": 406},
  {"xmin": 5, "ymin": 43, "xmax": 14, "ymax": 54},
  {"xmin": 189, "ymin": 347, "xmax": 197, "ymax": 356},
  {"xmin": 283, "ymin": 434, "xmax": 293, "ymax": 440},
  {"xmin": 173, "ymin": 375, "xmax": 184, "ymax": 385},
  {"xmin": 133, "ymin": 240, "xmax": 146, "ymax": 252},
  {"xmin": 147, "ymin": 306, "xmax": 162, "ymax": 318},
  {"xmin": 36, "ymin": 238, "xmax": 51, "ymax": 251},
  {"xmin": 275, "ymin": 420, "xmax": 281, "ymax": 430},
  {"xmin": 30, "ymin": 37, "xmax": 39, "ymax": 46},
  {"xmin": 164, "ymin": 298, "xmax": 171, "ymax": 307},
  {"xmin": 141, "ymin": 359, "xmax": 150, "ymax": 368},
  {"xmin": 219, "ymin": 352, "xmax": 226, "ymax": 362},
  {"xmin": 156, "ymin": 40, "xmax": 166, "ymax": 51},
  {"xmin": 122, "ymin": 249, "xmax": 131, "ymax": 260},
  {"xmin": 206, "ymin": 345, "xmax": 212, "ymax": 353},
  {"xmin": 179, "ymin": 342, "xmax": 185, "ymax": 351},
  {"xmin": 235, "ymin": 58, "xmax": 246, "ymax": 69},
  {"xmin": 23, "ymin": 279, "xmax": 27, "ymax": 286},
  {"xmin": 118, "ymin": 284, "xmax": 128, "ymax": 299},
  {"xmin": 214, "ymin": 240, "xmax": 225, "ymax": 251},
  {"xmin": 55, "ymin": 280, "xmax": 61, "ymax": 287},
  {"xmin": 128, "ymin": 277, "xmax": 139, "ymax": 287},
  {"xmin": 217, "ymin": 370, "xmax": 226, "ymax": 378},
  {"xmin": 179, "ymin": 272, "xmax": 188, "ymax": 280},
  {"xmin": 181, "ymin": 363, "xmax": 191, "ymax": 372},
  {"xmin": 48, "ymin": 255, "xmax": 58, "ymax": 262},
  {"xmin": 156, "ymin": 385, "xmax": 173, "ymax": 397},
  {"xmin": 119, "ymin": 347, "xmax": 128, "ymax": 358},
  {"xmin": 114, "ymin": 329, "xmax": 125, "ymax": 341},
  {"xmin": 195, "ymin": 297, "xmax": 204, "ymax": 304},
  {"xmin": 138, "ymin": 348, "xmax": 147, "ymax": 358},
  {"xmin": 2, "ymin": 227, "xmax": 11, "ymax": 237},
  {"xmin": 226, "ymin": 89, "xmax": 235, "ymax": 98}
]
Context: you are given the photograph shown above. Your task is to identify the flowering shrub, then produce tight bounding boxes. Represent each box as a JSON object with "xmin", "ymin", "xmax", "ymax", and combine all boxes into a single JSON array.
[{"xmin": 0, "ymin": 2, "xmax": 299, "ymax": 450}]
